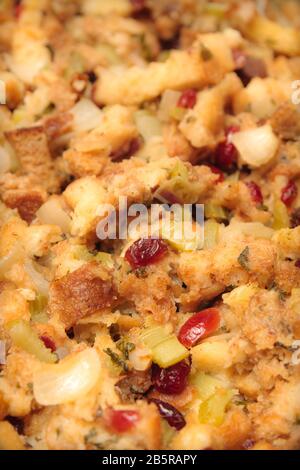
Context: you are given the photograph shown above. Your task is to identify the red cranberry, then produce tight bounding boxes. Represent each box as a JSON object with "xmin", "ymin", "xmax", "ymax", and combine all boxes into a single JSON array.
[
  {"xmin": 125, "ymin": 238, "xmax": 168, "ymax": 269},
  {"xmin": 215, "ymin": 127, "xmax": 240, "ymax": 173},
  {"xmin": 245, "ymin": 181, "xmax": 263, "ymax": 205},
  {"xmin": 295, "ymin": 260, "xmax": 300, "ymax": 268},
  {"xmin": 152, "ymin": 360, "xmax": 191, "ymax": 395},
  {"xmin": 281, "ymin": 181, "xmax": 298, "ymax": 207},
  {"xmin": 130, "ymin": 0, "xmax": 146, "ymax": 13},
  {"xmin": 206, "ymin": 164, "xmax": 224, "ymax": 183},
  {"xmin": 14, "ymin": 2, "xmax": 23, "ymax": 19},
  {"xmin": 177, "ymin": 89, "xmax": 197, "ymax": 109},
  {"xmin": 150, "ymin": 399, "xmax": 186, "ymax": 430},
  {"xmin": 178, "ymin": 308, "xmax": 220, "ymax": 349},
  {"xmin": 40, "ymin": 336, "xmax": 56, "ymax": 353},
  {"xmin": 106, "ymin": 409, "xmax": 140, "ymax": 433}
]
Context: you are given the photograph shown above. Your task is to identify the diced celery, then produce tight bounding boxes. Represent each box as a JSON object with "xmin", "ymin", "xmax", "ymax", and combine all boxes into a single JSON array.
[
  {"xmin": 273, "ymin": 200, "xmax": 290, "ymax": 230},
  {"xmin": 158, "ymin": 51, "xmax": 171, "ymax": 62},
  {"xmin": 169, "ymin": 107, "xmax": 187, "ymax": 121},
  {"xmin": 205, "ymin": 203, "xmax": 228, "ymax": 221},
  {"xmin": 152, "ymin": 335, "xmax": 189, "ymax": 368},
  {"xmin": 73, "ymin": 246, "xmax": 94, "ymax": 262},
  {"xmin": 95, "ymin": 252, "xmax": 114, "ymax": 269},
  {"xmin": 7, "ymin": 320, "xmax": 56, "ymax": 364},
  {"xmin": 191, "ymin": 372, "xmax": 224, "ymax": 401},
  {"xmin": 97, "ymin": 44, "xmax": 121, "ymax": 65},
  {"xmin": 162, "ymin": 219, "xmax": 203, "ymax": 252},
  {"xmin": 134, "ymin": 111, "xmax": 162, "ymax": 142},
  {"xmin": 140, "ymin": 326, "xmax": 170, "ymax": 349},
  {"xmin": 204, "ymin": 219, "xmax": 220, "ymax": 249},
  {"xmin": 198, "ymin": 389, "xmax": 234, "ymax": 426},
  {"xmin": 29, "ymin": 294, "xmax": 48, "ymax": 320},
  {"xmin": 203, "ymin": 2, "xmax": 228, "ymax": 18}
]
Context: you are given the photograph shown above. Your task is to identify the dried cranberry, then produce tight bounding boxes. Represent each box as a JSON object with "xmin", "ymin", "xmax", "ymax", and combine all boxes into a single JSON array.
[
  {"xmin": 245, "ymin": 181, "xmax": 263, "ymax": 205},
  {"xmin": 295, "ymin": 260, "xmax": 300, "ymax": 268},
  {"xmin": 206, "ymin": 164, "xmax": 224, "ymax": 183},
  {"xmin": 125, "ymin": 238, "xmax": 168, "ymax": 269},
  {"xmin": 177, "ymin": 89, "xmax": 197, "ymax": 109},
  {"xmin": 215, "ymin": 127, "xmax": 239, "ymax": 173},
  {"xmin": 281, "ymin": 181, "xmax": 298, "ymax": 207},
  {"xmin": 152, "ymin": 360, "xmax": 191, "ymax": 395},
  {"xmin": 130, "ymin": 0, "xmax": 146, "ymax": 13},
  {"xmin": 106, "ymin": 409, "xmax": 140, "ymax": 433},
  {"xmin": 291, "ymin": 208, "xmax": 300, "ymax": 228},
  {"xmin": 14, "ymin": 2, "xmax": 23, "ymax": 19},
  {"xmin": 40, "ymin": 336, "xmax": 56, "ymax": 352},
  {"xmin": 178, "ymin": 308, "xmax": 220, "ymax": 349},
  {"xmin": 150, "ymin": 399, "xmax": 186, "ymax": 430}
]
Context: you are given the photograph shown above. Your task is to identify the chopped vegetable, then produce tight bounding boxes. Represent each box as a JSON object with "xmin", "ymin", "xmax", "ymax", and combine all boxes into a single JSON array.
[
  {"xmin": 33, "ymin": 348, "xmax": 101, "ymax": 406},
  {"xmin": 134, "ymin": 111, "xmax": 162, "ymax": 142},
  {"xmin": 273, "ymin": 200, "xmax": 290, "ymax": 230},
  {"xmin": 7, "ymin": 320, "xmax": 56, "ymax": 364},
  {"xmin": 231, "ymin": 125, "xmax": 279, "ymax": 168},
  {"xmin": 191, "ymin": 372, "xmax": 224, "ymax": 401},
  {"xmin": 152, "ymin": 336, "xmax": 189, "ymax": 369},
  {"xmin": 198, "ymin": 389, "xmax": 233, "ymax": 426},
  {"xmin": 191, "ymin": 340, "xmax": 231, "ymax": 372},
  {"xmin": 205, "ymin": 203, "xmax": 228, "ymax": 221}
]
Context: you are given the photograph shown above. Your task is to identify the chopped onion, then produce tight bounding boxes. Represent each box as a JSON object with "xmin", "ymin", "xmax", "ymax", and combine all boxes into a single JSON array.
[
  {"xmin": 71, "ymin": 98, "xmax": 103, "ymax": 133},
  {"xmin": 33, "ymin": 348, "xmax": 101, "ymax": 406},
  {"xmin": 134, "ymin": 111, "xmax": 162, "ymax": 142},
  {"xmin": 231, "ymin": 125, "xmax": 279, "ymax": 168},
  {"xmin": 158, "ymin": 90, "xmax": 181, "ymax": 122},
  {"xmin": 0, "ymin": 341, "xmax": 6, "ymax": 365},
  {"xmin": 36, "ymin": 197, "xmax": 71, "ymax": 233},
  {"xmin": 0, "ymin": 242, "xmax": 24, "ymax": 276},
  {"xmin": 25, "ymin": 261, "xmax": 49, "ymax": 296}
]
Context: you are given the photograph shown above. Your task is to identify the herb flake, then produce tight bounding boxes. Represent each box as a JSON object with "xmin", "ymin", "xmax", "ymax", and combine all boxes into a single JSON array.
[{"xmin": 238, "ymin": 246, "xmax": 250, "ymax": 271}]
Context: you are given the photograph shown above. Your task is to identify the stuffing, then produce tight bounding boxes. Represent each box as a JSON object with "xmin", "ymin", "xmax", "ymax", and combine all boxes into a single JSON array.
[
  {"xmin": 64, "ymin": 105, "xmax": 138, "ymax": 177},
  {"xmin": 5, "ymin": 126, "xmax": 62, "ymax": 193},
  {"xmin": 0, "ymin": 0, "xmax": 300, "ymax": 452},
  {"xmin": 48, "ymin": 261, "xmax": 118, "ymax": 329},
  {"xmin": 179, "ymin": 73, "xmax": 243, "ymax": 149}
]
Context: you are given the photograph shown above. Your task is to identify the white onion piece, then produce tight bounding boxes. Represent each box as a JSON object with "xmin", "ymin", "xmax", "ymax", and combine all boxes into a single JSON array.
[
  {"xmin": 36, "ymin": 198, "xmax": 71, "ymax": 233},
  {"xmin": 134, "ymin": 111, "xmax": 162, "ymax": 142},
  {"xmin": 231, "ymin": 125, "xmax": 279, "ymax": 168},
  {"xmin": 0, "ymin": 341, "xmax": 6, "ymax": 365},
  {"xmin": 33, "ymin": 348, "xmax": 101, "ymax": 406},
  {"xmin": 25, "ymin": 261, "xmax": 49, "ymax": 296},
  {"xmin": 0, "ymin": 242, "xmax": 24, "ymax": 276},
  {"xmin": 159, "ymin": 90, "xmax": 181, "ymax": 122},
  {"xmin": 71, "ymin": 98, "xmax": 103, "ymax": 133}
]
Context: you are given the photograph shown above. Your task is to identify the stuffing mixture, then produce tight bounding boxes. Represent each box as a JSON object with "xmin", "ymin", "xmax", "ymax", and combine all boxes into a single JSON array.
[{"xmin": 0, "ymin": 0, "xmax": 300, "ymax": 451}]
